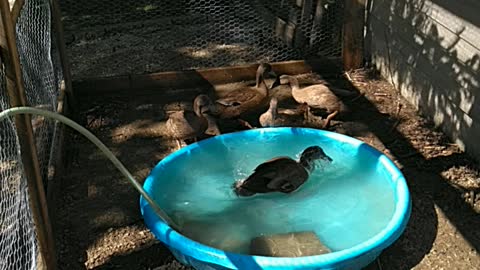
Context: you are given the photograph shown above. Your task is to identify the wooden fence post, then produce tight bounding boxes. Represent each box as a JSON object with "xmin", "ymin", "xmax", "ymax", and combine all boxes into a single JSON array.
[
  {"xmin": 342, "ymin": 0, "xmax": 367, "ymax": 70},
  {"xmin": 294, "ymin": 0, "xmax": 313, "ymax": 49},
  {"xmin": 0, "ymin": 1, "xmax": 56, "ymax": 269},
  {"xmin": 49, "ymin": 0, "xmax": 77, "ymax": 114}
]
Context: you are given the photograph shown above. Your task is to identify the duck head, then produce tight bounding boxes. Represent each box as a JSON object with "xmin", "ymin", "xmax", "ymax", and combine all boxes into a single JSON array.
[
  {"xmin": 193, "ymin": 94, "xmax": 217, "ymax": 116},
  {"xmin": 256, "ymin": 63, "xmax": 277, "ymax": 88},
  {"xmin": 278, "ymin": 74, "xmax": 291, "ymax": 85},
  {"xmin": 299, "ymin": 145, "xmax": 332, "ymax": 172},
  {"xmin": 232, "ymin": 179, "xmax": 255, "ymax": 197},
  {"xmin": 272, "ymin": 74, "xmax": 295, "ymax": 90}
]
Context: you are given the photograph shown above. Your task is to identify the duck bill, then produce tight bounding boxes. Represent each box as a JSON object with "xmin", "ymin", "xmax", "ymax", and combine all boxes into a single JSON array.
[{"xmin": 323, "ymin": 155, "xmax": 333, "ymax": 162}]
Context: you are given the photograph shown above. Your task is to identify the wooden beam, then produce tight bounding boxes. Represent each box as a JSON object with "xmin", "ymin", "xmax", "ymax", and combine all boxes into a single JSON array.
[
  {"xmin": 11, "ymin": 0, "xmax": 25, "ymax": 24},
  {"xmin": 46, "ymin": 83, "xmax": 67, "ymax": 234},
  {"xmin": 342, "ymin": 0, "xmax": 367, "ymax": 70},
  {"xmin": 294, "ymin": 0, "xmax": 313, "ymax": 48},
  {"xmin": 0, "ymin": 14, "xmax": 7, "ymax": 49},
  {"xmin": 74, "ymin": 58, "xmax": 343, "ymax": 96},
  {"xmin": 49, "ymin": 0, "xmax": 77, "ymax": 112},
  {"xmin": 0, "ymin": 1, "xmax": 56, "ymax": 269}
]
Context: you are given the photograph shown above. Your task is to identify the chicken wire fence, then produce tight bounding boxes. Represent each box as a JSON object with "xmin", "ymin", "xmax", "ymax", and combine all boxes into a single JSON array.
[
  {"xmin": 60, "ymin": 0, "xmax": 345, "ymax": 79},
  {"xmin": 1, "ymin": 0, "xmax": 64, "ymax": 269}
]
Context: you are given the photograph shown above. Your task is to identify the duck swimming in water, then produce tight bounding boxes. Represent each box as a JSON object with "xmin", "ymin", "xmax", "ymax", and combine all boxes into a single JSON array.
[{"xmin": 233, "ymin": 146, "xmax": 332, "ymax": 197}]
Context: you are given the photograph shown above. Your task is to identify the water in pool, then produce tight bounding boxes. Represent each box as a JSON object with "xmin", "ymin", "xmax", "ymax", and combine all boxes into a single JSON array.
[{"xmin": 151, "ymin": 130, "xmax": 396, "ymax": 254}]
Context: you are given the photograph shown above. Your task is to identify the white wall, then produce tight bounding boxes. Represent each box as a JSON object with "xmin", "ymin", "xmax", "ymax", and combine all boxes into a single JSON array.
[{"xmin": 367, "ymin": 0, "xmax": 480, "ymax": 161}]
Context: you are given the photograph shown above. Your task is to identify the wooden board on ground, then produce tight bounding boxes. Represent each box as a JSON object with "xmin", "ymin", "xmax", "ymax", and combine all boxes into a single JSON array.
[{"xmin": 73, "ymin": 58, "xmax": 343, "ymax": 97}]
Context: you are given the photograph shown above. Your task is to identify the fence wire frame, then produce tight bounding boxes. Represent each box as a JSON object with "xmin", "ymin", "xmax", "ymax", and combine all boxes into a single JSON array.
[
  {"xmin": 0, "ymin": 53, "xmax": 38, "ymax": 270},
  {"xmin": 1, "ymin": 0, "xmax": 64, "ymax": 269},
  {"xmin": 60, "ymin": 0, "xmax": 346, "ymax": 79}
]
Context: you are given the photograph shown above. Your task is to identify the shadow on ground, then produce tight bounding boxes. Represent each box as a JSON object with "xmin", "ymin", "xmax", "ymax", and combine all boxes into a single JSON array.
[{"xmin": 55, "ymin": 68, "xmax": 479, "ymax": 269}]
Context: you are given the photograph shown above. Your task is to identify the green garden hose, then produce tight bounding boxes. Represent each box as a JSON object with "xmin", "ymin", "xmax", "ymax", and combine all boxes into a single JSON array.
[{"xmin": 0, "ymin": 106, "xmax": 180, "ymax": 231}]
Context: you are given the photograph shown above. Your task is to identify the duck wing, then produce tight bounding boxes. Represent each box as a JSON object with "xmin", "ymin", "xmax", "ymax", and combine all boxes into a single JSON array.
[{"xmin": 240, "ymin": 157, "xmax": 309, "ymax": 194}]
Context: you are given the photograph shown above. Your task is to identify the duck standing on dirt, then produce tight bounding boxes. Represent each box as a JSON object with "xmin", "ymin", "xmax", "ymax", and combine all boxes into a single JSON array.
[
  {"xmin": 215, "ymin": 63, "xmax": 277, "ymax": 128},
  {"xmin": 259, "ymin": 97, "xmax": 307, "ymax": 127},
  {"xmin": 259, "ymin": 97, "xmax": 329, "ymax": 129},
  {"xmin": 233, "ymin": 146, "xmax": 332, "ymax": 197},
  {"xmin": 166, "ymin": 94, "xmax": 218, "ymax": 149},
  {"xmin": 279, "ymin": 75, "xmax": 348, "ymax": 128}
]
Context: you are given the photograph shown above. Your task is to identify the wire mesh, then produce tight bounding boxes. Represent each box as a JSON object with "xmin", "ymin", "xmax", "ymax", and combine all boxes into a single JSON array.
[
  {"xmin": 0, "ymin": 58, "xmax": 38, "ymax": 270},
  {"xmin": 0, "ymin": 0, "xmax": 63, "ymax": 269},
  {"xmin": 60, "ymin": 0, "xmax": 345, "ymax": 79},
  {"xmin": 16, "ymin": 0, "xmax": 61, "ymax": 187}
]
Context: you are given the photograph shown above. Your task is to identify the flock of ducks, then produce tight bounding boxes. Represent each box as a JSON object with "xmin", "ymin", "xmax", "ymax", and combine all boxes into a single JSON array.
[{"xmin": 165, "ymin": 62, "xmax": 350, "ymax": 196}]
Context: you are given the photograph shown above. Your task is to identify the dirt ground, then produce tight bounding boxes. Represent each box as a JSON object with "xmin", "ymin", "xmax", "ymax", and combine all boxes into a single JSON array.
[{"xmin": 54, "ymin": 68, "xmax": 480, "ymax": 270}]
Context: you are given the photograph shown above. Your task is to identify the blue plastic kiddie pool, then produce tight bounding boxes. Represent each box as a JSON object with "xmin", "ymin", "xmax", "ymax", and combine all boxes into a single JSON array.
[{"xmin": 140, "ymin": 127, "xmax": 411, "ymax": 270}]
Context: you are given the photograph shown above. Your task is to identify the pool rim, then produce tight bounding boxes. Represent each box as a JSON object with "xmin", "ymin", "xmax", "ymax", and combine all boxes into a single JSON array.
[{"xmin": 140, "ymin": 127, "xmax": 411, "ymax": 268}]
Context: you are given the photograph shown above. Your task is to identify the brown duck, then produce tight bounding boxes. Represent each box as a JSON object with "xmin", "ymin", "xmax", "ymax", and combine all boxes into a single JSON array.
[
  {"xmin": 259, "ymin": 97, "xmax": 331, "ymax": 129},
  {"xmin": 166, "ymin": 94, "xmax": 218, "ymax": 149},
  {"xmin": 215, "ymin": 63, "xmax": 277, "ymax": 127},
  {"xmin": 233, "ymin": 146, "xmax": 332, "ymax": 197},
  {"xmin": 259, "ymin": 97, "xmax": 310, "ymax": 128},
  {"xmin": 279, "ymin": 75, "xmax": 348, "ymax": 127}
]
